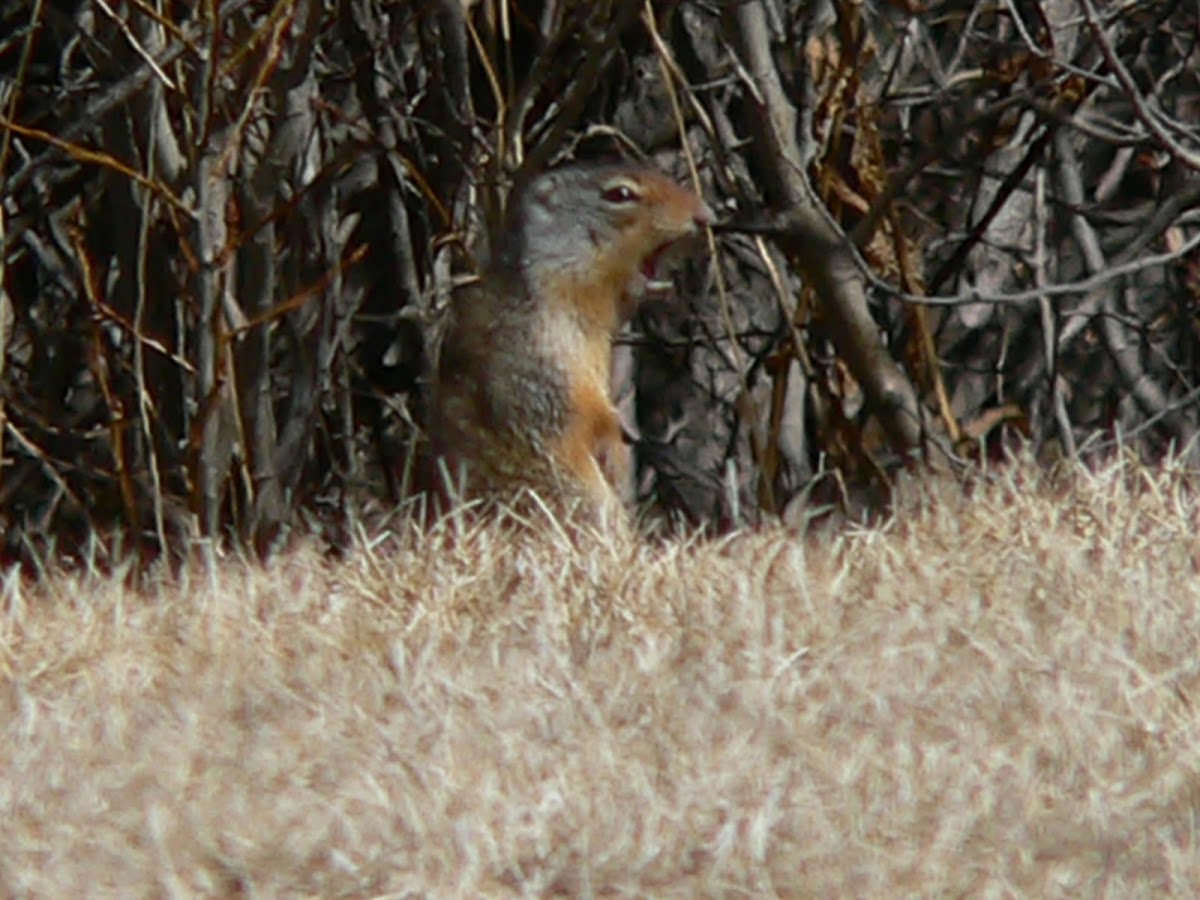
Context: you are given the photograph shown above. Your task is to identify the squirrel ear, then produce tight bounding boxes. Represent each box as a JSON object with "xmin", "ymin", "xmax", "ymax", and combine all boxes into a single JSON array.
[{"xmin": 528, "ymin": 175, "xmax": 555, "ymax": 202}]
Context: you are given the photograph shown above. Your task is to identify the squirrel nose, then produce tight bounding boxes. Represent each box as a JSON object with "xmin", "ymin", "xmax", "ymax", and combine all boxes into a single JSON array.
[{"xmin": 694, "ymin": 201, "xmax": 715, "ymax": 228}]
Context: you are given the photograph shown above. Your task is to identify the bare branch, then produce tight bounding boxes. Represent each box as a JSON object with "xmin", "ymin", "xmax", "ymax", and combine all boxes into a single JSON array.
[
  {"xmin": 725, "ymin": 0, "xmax": 930, "ymax": 463},
  {"xmin": 1080, "ymin": 0, "xmax": 1200, "ymax": 173}
]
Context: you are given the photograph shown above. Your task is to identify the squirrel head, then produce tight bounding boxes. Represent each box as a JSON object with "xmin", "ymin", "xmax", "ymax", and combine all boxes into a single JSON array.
[{"xmin": 498, "ymin": 163, "xmax": 712, "ymax": 328}]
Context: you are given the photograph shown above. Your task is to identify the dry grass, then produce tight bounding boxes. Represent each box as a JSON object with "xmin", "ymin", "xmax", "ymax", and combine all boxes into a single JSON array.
[{"xmin": 2, "ymin": 454, "xmax": 1200, "ymax": 897}]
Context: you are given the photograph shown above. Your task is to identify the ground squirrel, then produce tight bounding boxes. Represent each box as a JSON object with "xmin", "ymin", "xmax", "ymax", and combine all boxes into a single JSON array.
[{"xmin": 430, "ymin": 162, "xmax": 712, "ymax": 520}]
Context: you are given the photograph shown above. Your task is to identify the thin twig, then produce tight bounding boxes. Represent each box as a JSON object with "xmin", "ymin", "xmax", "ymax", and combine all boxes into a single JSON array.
[{"xmin": 94, "ymin": 0, "xmax": 179, "ymax": 91}]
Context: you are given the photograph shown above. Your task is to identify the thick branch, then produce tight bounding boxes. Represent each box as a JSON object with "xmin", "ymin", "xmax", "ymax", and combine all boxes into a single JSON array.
[{"xmin": 726, "ymin": 1, "xmax": 928, "ymax": 462}]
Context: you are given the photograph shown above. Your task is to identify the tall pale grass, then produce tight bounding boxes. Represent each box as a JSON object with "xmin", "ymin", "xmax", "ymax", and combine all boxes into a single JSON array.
[{"xmin": 2, "ymin": 454, "xmax": 1198, "ymax": 896}]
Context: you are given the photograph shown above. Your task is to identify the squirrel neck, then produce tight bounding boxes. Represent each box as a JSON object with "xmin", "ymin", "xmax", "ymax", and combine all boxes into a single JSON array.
[
  {"xmin": 494, "ymin": 217, "xmax": 636, "ymax": 339},
  {"xmin": 515, "ymin": 252, "xmax": 635, "ymax": 340}
]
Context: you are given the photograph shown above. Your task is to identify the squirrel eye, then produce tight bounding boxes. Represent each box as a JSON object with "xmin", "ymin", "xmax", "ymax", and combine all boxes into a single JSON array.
[{"xmin": 601, "ymin": 183, "xmax": 640, "ymax": 204}]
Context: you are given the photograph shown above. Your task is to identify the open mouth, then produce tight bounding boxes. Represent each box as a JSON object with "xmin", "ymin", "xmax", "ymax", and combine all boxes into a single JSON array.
[{"xmin": 640, "ymin": 241, "xmax": 679, "ymax": 294}]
